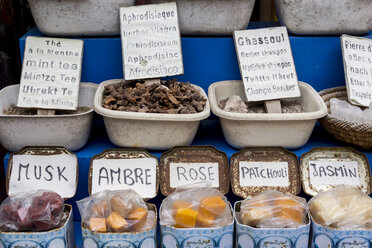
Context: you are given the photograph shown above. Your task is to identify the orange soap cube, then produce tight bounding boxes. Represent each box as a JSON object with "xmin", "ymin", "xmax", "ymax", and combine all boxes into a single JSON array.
[
  {"xmin": 274, "ymin": 198, "xmax": 304, "ymax": 224},
  {"xmin": 196, "ymin": 211, "xmax": 215, "ymax": 227},
  {"xmin": 172, "ymin": 200, "xmax": 192, "ymax": 217},
  {"xmin": 200, "ymin": 196, "xmax": 226, "ymax": 216},
  {"xmin": 106, "ymin": 211, "xmax": 128, "ymax": 232},
  {"xmin": 89, "ymin": 217, "xmax": 107, "ymax": 232},
  {"xmin": 127, "ymin": 207, "xmax": 148, "ymax": 232},
  {"xmin": 175, "ymin": 208, "xmax": 198, "ymax": 228}
]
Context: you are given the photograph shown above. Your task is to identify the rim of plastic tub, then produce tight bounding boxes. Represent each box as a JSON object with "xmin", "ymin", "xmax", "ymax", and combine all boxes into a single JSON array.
[
  {"xmin": 208, "ymin": 80, "xmax": 327, "ymax": 121},
  {"xmin": 94, "ymin": 79, "xmax": 210, "ymax": 121}
]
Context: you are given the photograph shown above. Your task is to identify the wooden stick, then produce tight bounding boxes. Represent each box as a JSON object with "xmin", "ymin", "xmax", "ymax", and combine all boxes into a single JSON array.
[
  {"xmin": 265, "ymin": 100, "xmax": 282, "ymax": 113},
  {"xmin": 37, "ymin": 109, "xmax": 55, "ymax": 115}
]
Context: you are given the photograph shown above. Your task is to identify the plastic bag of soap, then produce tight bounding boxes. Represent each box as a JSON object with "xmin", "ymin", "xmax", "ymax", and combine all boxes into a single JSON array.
[
  {"xmin": 239, "ymin": 190, "xmax": 308, "ymax": 228},
  {"xmin": 77, "ymin": 190, "xmax": 154, "ymax": 233},
  {"xmin": 309, "ymin": 185, "xmax": 372, "ymax": 230},
  {"xmin": 0, "ymin": 190, "xmax": 65, "ymax": 232},
  {"xmin": 160, "ymin": 185, "xmax": 233, "ymax": 228}
]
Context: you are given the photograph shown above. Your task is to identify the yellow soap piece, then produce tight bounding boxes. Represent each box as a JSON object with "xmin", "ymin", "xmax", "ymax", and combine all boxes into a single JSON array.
[
  {"xmin": 175, "ymin": 208, "xmax": 198, "ymax": 228},
  {"xmin": 274, "ymin": 198, "xmax": 304, "ymax": 224},
  {"xmin": 240, "ymin": 202, "xmax": 273, "ymax": 227},
  {"xmin": 196, "ymin": 211, "xmax": 215, "ymax": 227},
  {"xmin": 110, "ymin": 195, "xmax": 127, "ymax": 217},
  {"xmin": 127, "ymin": 207, "xmax": 148, "ymax": 232},
  {"xmin": 91, "ymin": 200, "xmax": 110, "ymax": 218},
  {"xmin": 106, "ymin": 211, "xmax": 128, "ymax": 232},
  {"xmin": 199, "ymin": 196, "xmax": 226, "ymax": 217},
  {"xmin": 89, "ymin": 217, "xmax": 107, "ymax": 232}
]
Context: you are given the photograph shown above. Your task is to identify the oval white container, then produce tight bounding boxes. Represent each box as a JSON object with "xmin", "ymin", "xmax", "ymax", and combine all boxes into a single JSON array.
[
  {"xmin": 275, "ymin": 0, "xmax": 372, "ymax": 35},
  {"xmin": 208, "ymin": 80, "xmax": 327, "ymax": 149},
  {"xmin": 94, "ymin": 79, "xmax": 210, "ymax": 150},
  {"xmin": 0, "ymin": 83, "xmax": 98, "ymax": 151},
  {"xmin": 27, "ymin": 0, "xmax": 136, "ymax": 36}
]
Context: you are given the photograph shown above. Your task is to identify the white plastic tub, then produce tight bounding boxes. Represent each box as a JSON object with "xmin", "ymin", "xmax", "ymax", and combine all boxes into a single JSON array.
[
  {"xmin": 275, "ymin": 0, "xmax": 372, "ymax": 35},
  {"xmin": 208, "ymin": 80, "xmax": 327, "ymax": 148},
  {"xmin": 94, "ymin": 79, "xmax": 210, "ymax": 150},
  {"xmin": 27, "ymin": 0, "xmax": 136, "ymax": 36},
  {"xmin": 0, "ymin": 83, "xmax": 97, "ymax": 151},
  {"xmin": 151, "ymin": 0, "xmax": 255, "ymax": 35}
]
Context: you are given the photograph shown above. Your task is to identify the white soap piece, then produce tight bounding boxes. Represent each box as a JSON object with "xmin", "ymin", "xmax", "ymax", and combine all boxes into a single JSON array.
[
  {"xmin": 330, "ymin": 98, "xmax": 371, "ymax": 124},
  {"xmin": 223, "ymin": 95, "xmax": 248, "ymax": 113},
  {"xmin": 310, "ymin": 194, "xmax": 346, "ymax": 225}
]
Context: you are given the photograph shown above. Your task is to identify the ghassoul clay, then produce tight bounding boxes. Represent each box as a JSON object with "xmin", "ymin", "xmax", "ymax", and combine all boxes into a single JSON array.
[
  {"xmin": 219, "ymin": 95, "xmax": 304, "ymax": 113},
  {"xmin": 102, "ymin": 79, "xmax": 207, "ymax": 114},
  {"xmin": 4, "ymin": 105, "xmax": 91, "ymax": 115}
]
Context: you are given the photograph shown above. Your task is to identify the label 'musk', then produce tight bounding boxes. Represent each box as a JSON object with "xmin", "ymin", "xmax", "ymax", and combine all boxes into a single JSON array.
[
  {"xmin": 120, "ymin": 2, "xmax": 184, "ymax": 80},
  {"xmin": 7, "ymin": 147, "xmax": 78, "ymax": 198},
  {"xmin": 17, "ymin": 37, "xmax": 83, "ymax": 110},
  {"xmin": 233, "ymin": 26, "xmax": 300, "ymax": 102},
  {"xmin": 90, "ymin": 149, "xmax": 158, "ymax": 199},
  {"xmin": 341, "ymin": 35, "xmax": 372, "ymax": 107}
]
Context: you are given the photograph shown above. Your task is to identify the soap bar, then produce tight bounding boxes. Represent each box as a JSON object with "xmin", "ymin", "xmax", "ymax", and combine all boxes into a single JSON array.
[
  {"xmin": 240, "ymin": 202, "xmax": 274, "ymax": 227},
  {"xmin": 127, "ymin": 207, "xmax": 148, "ymax": 232},
  {"xmin": 310, "ymin": 194, "xmax": 346, "ymax": 225},
  {"xmin": 106, "ymin": 211, "xmax": 128, "ymax": 232},
  {"xmin": 175, "ymin": 208, "xmax": 198, "ymax": 228},
  {"xmin": 196, "ymin": 211, "xmax": 215, "ymax": 227},
  {"xmin": 90, "ymin": 218, "xmax": 107, "ymax": 232},
  {"xmin": 91, "ymin": 200, "xmax": 110, "ymax": 218},
  {"xmin": 110, "ymin": 195, "xmax": 127, "ymax": 217},
  {"xmin": 274, "ymin": 198, "xmax": 304, "ymax": 224},
  {"xmin": 199, "ymin": 196, "xmax": 226, "ymax": 217}
]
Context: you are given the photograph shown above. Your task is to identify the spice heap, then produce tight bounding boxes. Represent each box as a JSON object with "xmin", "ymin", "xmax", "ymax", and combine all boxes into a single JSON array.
[
  {"xmin": 0, "ymin": 190, "xmax": 65, "ymax": 232},
  {"xmin": 239, "ymin": 191, "xmax": 308, "ymax": 228},
  {"xmin": 160, "ymin": 187, "xmax": 232, "ymax": 228},
  {"xmin": 102, "ymin": 79, "xmax": 207, "ymax": 114},
  {"xmin": 77, "ymin": 190, "xmax": 156, "ymax": 233},
  {"xmin": 309, "ymin": 185, "xmax": 372, "ymax": 230}
]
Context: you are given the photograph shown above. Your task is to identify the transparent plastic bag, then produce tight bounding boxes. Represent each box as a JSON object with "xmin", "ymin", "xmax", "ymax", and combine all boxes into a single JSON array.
[
  {"xmin": 309, "ymin": 185, "xmax": 372, "ymax": 230},
  {"xmin": 160, "ymin": 186, "xmax": 233, "ymax": 228},
  {"xmin": 77, "ymin": 189, "xmax": 153, "ymax": 233},
  {"xmin": 0, "ymin": 190, "xmax": 64, "ymax": 232},
  {"xmin": 239, "ymin": 190, "xmax": 308, "ymax": 228}
]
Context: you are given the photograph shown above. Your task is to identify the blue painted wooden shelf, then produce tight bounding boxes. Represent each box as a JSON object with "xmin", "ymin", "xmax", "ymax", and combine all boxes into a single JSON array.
[{"xmin": 4, "ymin": 24, "xmax": 372, "ymax": 247}]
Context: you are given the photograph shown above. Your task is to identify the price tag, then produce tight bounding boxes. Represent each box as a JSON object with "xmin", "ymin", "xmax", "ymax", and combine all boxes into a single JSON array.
[
  {"xmin": 91, "ymin": 158, "xmax": 157, "ymax": 199},
  {"xmin": 341, "ymin": 35, "xmax": 372, "ymax": 107},
  {"xmin": 169, "ymin": 162, "xmax": 220, "ymax": 188},
  {"xmin": 9, "ymin": 154, "xmax": 77, "ymax": 198},
  {"xmin": 17, "ymin": 37, "xmax": 83, "ymax": 110},
  {"xmin": 120, "ymin": 2, "xmax": 183, "ymax": 80},
  {"xmin": 234, "ymin": 26, "xmax": 300, "ymax": 102},
  {"xmin": 308, "ymin": 160, "xmax": 360, "ymax": 186},
  {"xmin": 239, "ymin": 161, "xmax": 289, "ymax": 187}
]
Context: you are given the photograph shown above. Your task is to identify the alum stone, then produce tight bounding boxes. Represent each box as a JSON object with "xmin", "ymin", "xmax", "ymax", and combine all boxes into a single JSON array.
[{"xmin": 330, "ymin": 98, "xmax": 372, "ymax": 124}]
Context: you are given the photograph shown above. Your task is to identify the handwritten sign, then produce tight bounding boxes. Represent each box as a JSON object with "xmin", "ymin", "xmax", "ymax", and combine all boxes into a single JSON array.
[
  {"xmin": 309, "ymin": 160, "xmax": 360, "ymax": 186},
  {"xmin": 234, "ymin": 26, "xmax": 300, "ymax": 102},
  {"xmin": 169, "ymin": 162, "xmax": 220, "ymax": 188},
  {"xmin": 239, "ymin": 161, "xmax": 289, "ymax": 187},
  {"xmin": 120, "ymin": 2, "xmax": 183, "ymax": 80},
  {"xmin": 9, "ymin": 154, "xmax": 77, "ymax": 198},
  {"xmin": 91, "ymin": 158, "xmax": 157, "ymax": 198},
  {"xmin": 17, "ymin": 37, "xmax": 83, "ymax": 110},
  {"xmin": 341, "ymin": 35, "xmax": 372, "ymax": 107}
]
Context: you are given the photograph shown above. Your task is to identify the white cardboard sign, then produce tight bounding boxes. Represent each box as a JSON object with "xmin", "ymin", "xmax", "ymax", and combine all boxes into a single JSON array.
[
  {"xmin": 9, "ymin": 154, "xmax": 77, "ymax": 198},
  {"xmin": 17, "ymin": 37, "xmax": 83, "ymax": 110},
  {"xmin": 120, "ymin": 2, "xmax": 183, "ymax": 80},
  {"xmin": 309, "ymin": 160, "xmax": 360, "ymax": 186},
  {"xmin": 169, "ymin": 162, "xmax": 220, "ymax": 188},
  {"xmin": 341, "ymin": 35, "xmax": 372, "ymax": 107},
  {"xmin": 234, "ymin": 26, "xmax": 300, "ymax": 102},
  {"xmin": 239, "ymin": 161, "xmax": 289, "ymax": 187},
  {"xmin": 91, "ymin": 158, "xmax": 157, "ymax": 199}
]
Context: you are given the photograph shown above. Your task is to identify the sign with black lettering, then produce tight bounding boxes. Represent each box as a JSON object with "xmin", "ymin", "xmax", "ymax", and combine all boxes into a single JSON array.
[
  {"xmin": 92, "ymin": 158, "xmax": 157, "ymax": 198},
  {"xmin": 17, "ymin": 37, "xmax": 83, "ymax": 110},
  {"xmin": 341, "ymin": 35, "xmax": 372, "ymax": 107},
  {"xmin": 309, "ymin": 160, "xmax": 360, "ymax": 186},
  {"xmin": 239, "ymin": 161, "xmax": 289, "ymax": 187},
  {"xmin": 233, "ymin": 26, "xmax": 300, "ymax": 101},
  {"xmin": 169, "ymin": 162, "xmax": 220, "ymax": 188},
  {"xmin": 9, "ymin": 154, "xmax": 77, "ymax": 198},
  {"xmin": 120, "ymin": 2, "xmax": 183, "ymax": 80}
]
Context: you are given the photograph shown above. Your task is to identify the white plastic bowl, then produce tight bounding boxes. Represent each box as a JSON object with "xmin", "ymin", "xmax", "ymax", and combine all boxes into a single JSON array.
[
  {"xmin": 94, "ymin": 79, "xmax": 210, "ymax": 150},
  {"xmin": 27, "ymin": 0, "xmax": 136, "ymax": 36},
  {"xmin": 208, "ymin": 80, "xmax": 327, "ymax": 148},
  {"xmin": 275, "ymin": 0, "xmax": 372, "ymax": 35},
  {"xmin": 0, "ymin": 83, "xmax": 98, "ymax": 151}
]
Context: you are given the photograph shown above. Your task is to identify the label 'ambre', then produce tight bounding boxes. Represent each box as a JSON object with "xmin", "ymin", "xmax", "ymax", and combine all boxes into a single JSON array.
[
  {"xmin": 120, "ymin": 2, "xmax": 183, "ymax": 80},
  {"xmin": 234, "ymin": 26, "xmax": 300, "ymax": 102},
  {"xmin": 17, "ymin": 37, "xmax": 83, "ymax": 110}
]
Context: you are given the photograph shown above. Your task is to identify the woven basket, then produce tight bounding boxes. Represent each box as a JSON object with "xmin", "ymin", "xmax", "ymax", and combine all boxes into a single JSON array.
[{"xmin": 318, "ymin": 86, "xmax": 372, "ymax": 149}]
